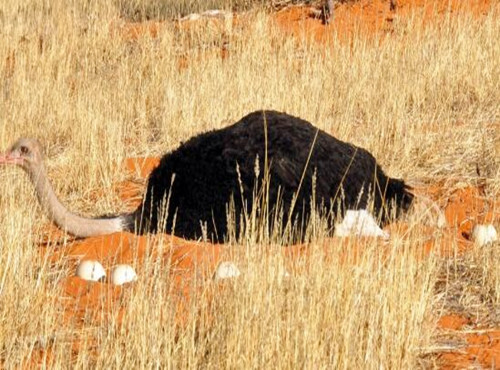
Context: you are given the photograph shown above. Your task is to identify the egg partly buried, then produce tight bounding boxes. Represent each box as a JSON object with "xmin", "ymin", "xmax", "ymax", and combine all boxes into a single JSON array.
[
  {"xmin": 472, "ymin": 224, "xmax": 498, "ymax": 247},
  {"xmin": 110, "ymin": 264, "xmax": 138, "ymax": 286},
  {"xmin": 214, "ymin": 261, "xmax": 241, "ymax": 281},
  {"xmin": 75, "ymin": 260, "xmax": 106, "ymax": 282}
]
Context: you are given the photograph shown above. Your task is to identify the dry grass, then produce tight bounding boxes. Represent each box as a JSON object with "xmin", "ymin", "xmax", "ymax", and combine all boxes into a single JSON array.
[
  {"xmin": 115, "ymin": 0, "xmax": 302, "ymax": 21},
  {"xmin": 435, "ymin": 242, "xmax": 500, "ymax": 321},
  {"xmin": 0, "ymin": 0, "xmax": 498, "ymax": 368}
]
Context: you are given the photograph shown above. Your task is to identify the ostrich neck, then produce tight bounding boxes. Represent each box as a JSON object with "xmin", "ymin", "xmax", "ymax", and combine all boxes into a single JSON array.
[{"xmin": 29, "ymin": 164, "xmax": 125, "ymax": 238}]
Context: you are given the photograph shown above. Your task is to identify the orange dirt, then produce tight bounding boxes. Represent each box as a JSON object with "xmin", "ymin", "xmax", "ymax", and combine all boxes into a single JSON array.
[
  {"xmin": 5, "ymin": 0, "xmax": 495, "ymax": 86},
  {"xmin": 38, "ymin": 157, "xmax": 223, "ymax": 347},
  {"xmin": 35, "ymin": 151, "xmax": 499, "ymax": 367},
  {"xmin": 25, "ymin": 1, "xmax": 499, "ymax": 367},
  {"xmin": 35, "ymin": 232, "xmax": 224, "ymax": 364},
  {"xmin": 111, "ymin": 0, "xmax": 495, "ymax": 46},
  {"xmin": 426, "ymin": 184, "xmax": 499, "ymax": 369},
  {"xmin": 105, "ymin": 0, "xmax": 496, "ymax": 73},
  {"xmin": 438, "ymin": 329, "xmax": 500, "ymax": 369},
  {"xmin": 438, "ymin": 314, "xmax": 472, "ymax": 331},
  {"xmin": 117, "ymin": 157, "xmax": 161, "ymax": 207},
  {"xmin": 275, "ymin": 0, "xmax": 494, "ymax": 43},
  {"xmin": 124, "ymin": 157, "xmax": 160, "ymax": 178},
  {"xmin": 443, "ymin": 186, "xmax": 498, "ymax": 238}
]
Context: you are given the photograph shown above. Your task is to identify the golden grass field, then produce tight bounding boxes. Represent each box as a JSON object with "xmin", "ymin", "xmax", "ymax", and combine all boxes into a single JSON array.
[{"xmin": 0, "ymin": 0, "xmax": 498, "ymax": 368}]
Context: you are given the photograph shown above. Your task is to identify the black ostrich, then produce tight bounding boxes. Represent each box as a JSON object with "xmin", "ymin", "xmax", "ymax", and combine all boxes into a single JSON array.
[{"xmin": 0, "ymin": 110, "xmax": 413, "ymax": 242}]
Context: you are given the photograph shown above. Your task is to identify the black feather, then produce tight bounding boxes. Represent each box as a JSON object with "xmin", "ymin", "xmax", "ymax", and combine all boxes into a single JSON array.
[{"xmin": 129, "ymin": 110, "xmax": 413, "ymax": 242}]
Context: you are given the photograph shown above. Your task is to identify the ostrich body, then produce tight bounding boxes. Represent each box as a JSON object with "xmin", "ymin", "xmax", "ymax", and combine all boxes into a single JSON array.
[{"xmin": 0, "ymin": 110, "xmax": 413, "ymax": 242}]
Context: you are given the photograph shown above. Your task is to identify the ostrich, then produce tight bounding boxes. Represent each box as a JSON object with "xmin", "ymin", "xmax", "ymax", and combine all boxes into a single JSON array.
[{"xmin": 0, "ymin": 110, "xmax": 413, "ymax": 242}]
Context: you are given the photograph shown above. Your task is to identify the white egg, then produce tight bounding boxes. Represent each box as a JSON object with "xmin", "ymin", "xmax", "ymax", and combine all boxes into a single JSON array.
[
  {"xmin": 110, "ymin": 264, "xmax": 138, "ymax": 286},
  {"xmin": 334, "ymin": 210, "xmax": 390, "ymax": 239},
  {"xmin": 75, "ymin": 260, "xmax": 106, "ymax": 282},
  {"xmin": 214, "ymin": 261, "xmax": 241, "ymax": 281},
  {"xmin": 472, "ymin": 224, "xmax": 498, "ymax": 247}
]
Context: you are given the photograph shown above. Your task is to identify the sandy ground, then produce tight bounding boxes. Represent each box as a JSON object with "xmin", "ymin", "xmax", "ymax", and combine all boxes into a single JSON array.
[
  {"xmin": 26, "ymin": 1, "xmax": 498, "ymax": 368},
  {"xmin": 35, "ymin": 155, "xmax": 499, "ymax": 368}
]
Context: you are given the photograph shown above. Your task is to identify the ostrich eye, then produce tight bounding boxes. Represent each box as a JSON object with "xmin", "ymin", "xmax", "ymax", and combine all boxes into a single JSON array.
[{"xmin": 19, "ymin": 146, "xmax": 29, "ymax": 155}]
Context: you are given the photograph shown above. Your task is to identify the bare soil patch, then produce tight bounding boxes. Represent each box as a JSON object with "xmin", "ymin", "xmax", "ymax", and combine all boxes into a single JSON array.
[
  {"xmin": 5, "ymin": 1, "xmax": 497, "ymax": 367},
  {"xmin": 36, "ymin": 149, "xmax": 499, "ymax": 367}
]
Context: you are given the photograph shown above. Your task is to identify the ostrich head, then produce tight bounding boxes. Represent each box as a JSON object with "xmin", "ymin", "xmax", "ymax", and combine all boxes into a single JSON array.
[
  {"xmin": 0, "ymin": 137, "xmax": 127, "ymax": 237},
  {"xmin": 0, "ymin": 138, "xmax": 44, "ymax": 173}
]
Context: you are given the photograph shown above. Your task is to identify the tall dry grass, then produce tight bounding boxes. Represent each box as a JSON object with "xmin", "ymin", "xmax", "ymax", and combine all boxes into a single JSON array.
[
  {"xmin": 0, "ymin": 0, "xmax": 498, "ymax": 368},
  {"xmin": 116, "ymin": 0, "xmax": 273, "ymax": 21}
]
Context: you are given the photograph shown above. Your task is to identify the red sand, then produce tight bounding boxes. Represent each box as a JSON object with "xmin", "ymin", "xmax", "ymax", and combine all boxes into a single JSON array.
[
  {"xmin": 36, "ymin": 151, "xmax": 499, "ymax": 368},
  {"xmin": 23, "ymin": 1, "xmax": 500, "ymax": 367},
  {"xmin": 111, "ymin": 0, "xmax": 495, "ymax": 45},
  {"xmin": 437, "ymin": 312, "xmax": 499, "ymax": 368},
  {"xmin": 438, "ymin": 328, "xmax": 500, "ymax": 369},
  {"xmin": 438, "ymin": 314, "xmax": 472, "ymax": 331},
  {"xmin": 273, "ymin": 0, "xmax": 494, "ymax": 42},
  {"xmin": 102, "ymin": 0, "xmax": 497, "ymax": 74}
]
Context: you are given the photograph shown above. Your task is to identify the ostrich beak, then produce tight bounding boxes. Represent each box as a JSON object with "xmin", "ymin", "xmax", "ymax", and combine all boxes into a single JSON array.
[{"xmin": 0, "ymin": 152, "xmax": 23, "ymax": 165}]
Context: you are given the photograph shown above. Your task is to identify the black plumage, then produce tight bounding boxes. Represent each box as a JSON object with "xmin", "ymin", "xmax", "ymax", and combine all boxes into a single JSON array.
[{"xmin": 128, "ymin": 110, "xmax": 413, "ymax": 242}]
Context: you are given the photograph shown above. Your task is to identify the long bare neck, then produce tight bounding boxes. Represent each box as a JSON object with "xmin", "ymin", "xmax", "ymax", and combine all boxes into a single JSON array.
[{"xmin": 28, "ymin": 164, "xmax": 126, "ymax": 238}]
